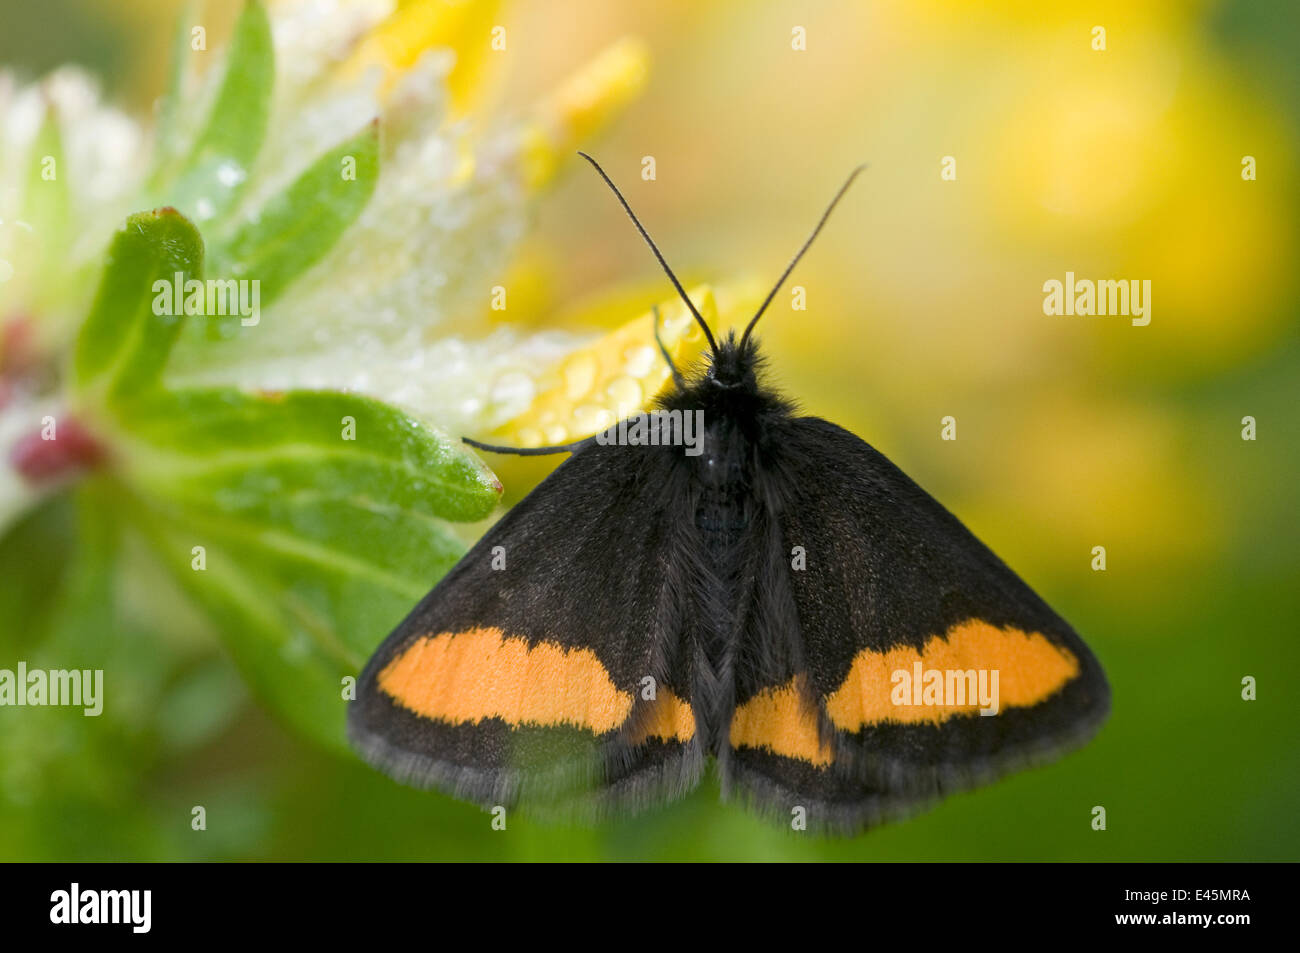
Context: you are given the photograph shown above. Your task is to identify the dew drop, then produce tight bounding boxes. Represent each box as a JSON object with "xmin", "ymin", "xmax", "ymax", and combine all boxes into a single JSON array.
[
  {"xmin": 573, "ymin": 404, "xmax": 615, "ymax": 434},
  {"xmin": 622, "ymin": 345, "xmax": 655, "ymax": 377},
  {"xmin": 489, "ymin": 369, "xmax": 535, "ymax": 408},
  {"xmin": 562, "ymin": 353, "xmax": 597, "ymax": 400},
  {"xmin": 216, "ymin": 162, "xmax": 247, "ymax": 188},
  {"xmin": 605, "ymin": 376, "xmax": 642, "ymax": 415}
]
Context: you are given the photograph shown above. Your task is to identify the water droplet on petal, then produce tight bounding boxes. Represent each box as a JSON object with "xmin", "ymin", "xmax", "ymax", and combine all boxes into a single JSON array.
[
  {"xmin": 623, "ymin": 345, "xmax": 655, "ymax": 377},
  {"xmin": 216, "ymin": 162, "xmax": 247, "ymax": 188},
  {"xmin": 606, "ymin": 376, "xmax": 642, "ymax": 415},
  {"xmin": 573, "ymin": 404, "xmax": 614, "ymax": 434},
  {"xmin": 563, "ymin": 353, "xmax": 597, "ymax": 400},
  {"xmin": 490, "ymin": 370, "xmax": 535, "ymax": 408}
]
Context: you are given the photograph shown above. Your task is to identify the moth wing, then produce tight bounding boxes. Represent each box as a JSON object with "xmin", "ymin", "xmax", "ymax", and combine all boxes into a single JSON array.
[
  {"xmin": 727, "ymin": 416, "xmax": 1110, "ymax": 831},
  {"xmin": 349, "ymin": 440, "xmax": 702, "ymax": 819}
]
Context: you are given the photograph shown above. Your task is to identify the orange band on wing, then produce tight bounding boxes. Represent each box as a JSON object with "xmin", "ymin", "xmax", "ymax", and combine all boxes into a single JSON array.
[
  {"xmin": 377, "ymin": 626, "xmax": 633, "ymax": 734},
  {"xmin": 630, "ymin": 688, "xmax": 696, "ymax": 744},
  {"xmin": 826, "ymin": 620, "xmax": 1079, "ymax": 730},
  {"xmin": 730, "ymin": 676, "xmax": 833, "ymax": 766},
  {"xmin": 729, "ymin": 621, "xmax": 1079, "ymax": 764}
]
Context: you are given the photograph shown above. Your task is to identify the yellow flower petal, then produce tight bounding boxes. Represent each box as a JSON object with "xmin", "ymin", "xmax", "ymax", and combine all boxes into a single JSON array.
[
  {"xmin": 493, "ymin": 286, "xmax": 715, "ymax": 448},
  {"xmin": 519, "ymin": 37, "xmax": 650, "ymax": 189},
  {"xmin": 343, "ymin": 0, "xmax": 504, "ymax": 107}
]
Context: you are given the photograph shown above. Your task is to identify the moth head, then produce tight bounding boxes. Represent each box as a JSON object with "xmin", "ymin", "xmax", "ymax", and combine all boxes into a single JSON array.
[{"xmin": 706, "ymin": 331, "xmax": 759, "ymax": 391}]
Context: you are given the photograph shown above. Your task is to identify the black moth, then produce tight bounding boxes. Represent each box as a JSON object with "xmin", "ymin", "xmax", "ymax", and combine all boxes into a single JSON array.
[{"xmin": 348, "ymin": 154, "xmax": 1110, "ymax": 834}]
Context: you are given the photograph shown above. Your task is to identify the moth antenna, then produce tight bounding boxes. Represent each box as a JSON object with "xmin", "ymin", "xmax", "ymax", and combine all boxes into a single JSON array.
[
  {"xmin": 462, "ymin": 435, "xmax": 593, "ymax": 456},
  {"xmin": 578, "ymin": 152, "xmax": 720, "ymax": 358},
  {"xmin": 652, "ymin": 304, "xmax": 687, "ymax": 391},
  {"xmin": 739, "ymin": 163, "xmax": 868, "ymax": 350}
]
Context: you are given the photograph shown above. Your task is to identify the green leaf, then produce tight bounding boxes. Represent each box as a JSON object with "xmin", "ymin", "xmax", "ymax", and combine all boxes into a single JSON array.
[
  {"xmin": 119, "ymin": 388, "xmax": 501, "ymax": 521},
  {"xmin": 166, "ymin": 0, "xmax": 274, "ymax": 223},
  {"xmin": 150, "ymin": 0, "xmax": 201, "ymax": 181},
  {"xmin": 22, "ymin": 114, "xmax": 69, "ymax": 296},
  {"xmin": 155, "ymin": 659, "xmax": 248, "ymax": 751},
  {"xmin": 111, "ymin": 387, "xmax": 501, "ymax": 749},
  {"xmin": 0, "ymin": 496, "xmax": 77, "ymax": 650},
  {"xmin": 1, "ymin": 111, "xmax": 71, "ymax": 317},
  {"xmin": 71, "ymin": 208, "xmax": 204, "ymax": 404},
  {"xmin": 208, "ymin": 121, "xmax": 380, "ymax": 309},
  {"xmin": 63, "ymin": 198, "xmax": 502, "ymax": 750}
]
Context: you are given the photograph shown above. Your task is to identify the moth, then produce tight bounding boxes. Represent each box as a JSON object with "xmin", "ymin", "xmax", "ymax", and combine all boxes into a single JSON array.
[{"xmin": 348, "ymin": 154, "xmax": 1110, "ymax": 833}]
